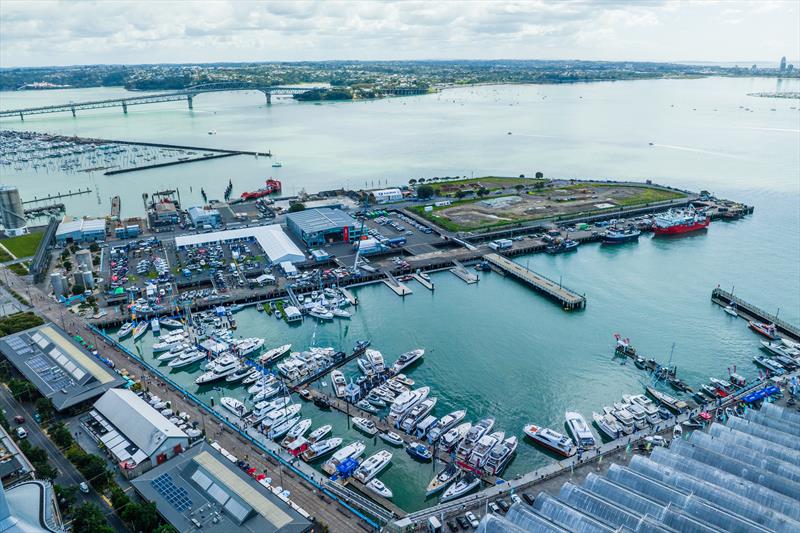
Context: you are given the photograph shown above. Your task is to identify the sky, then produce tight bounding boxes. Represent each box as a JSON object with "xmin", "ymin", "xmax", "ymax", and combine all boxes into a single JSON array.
[{"xmin": 1, "ymin": 0, "xmax": 798, "ymax": 67}]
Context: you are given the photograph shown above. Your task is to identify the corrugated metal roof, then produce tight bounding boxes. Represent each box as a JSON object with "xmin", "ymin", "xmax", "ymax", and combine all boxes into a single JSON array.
[
  {"xmin": 286, "ymin": 208, "xmax": 355, "ymax": 234},
  {"xmin": 174, "ymin": 224, "xmax": 304, "ymax": 263}
]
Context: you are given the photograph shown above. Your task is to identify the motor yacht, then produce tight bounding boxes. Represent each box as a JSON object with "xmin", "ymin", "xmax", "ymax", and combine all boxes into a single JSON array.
[
  {"xmin": 301, "ymin": 437, "xmax": 342, "ymax": 461},
  {"xmin": 427, "ymin": 410, "xmax": 466, "ymax": 443},
  {"xmin": 352, "ymin": 417, "xmax": 379, "ymax": 436},
  {"xmin": 366, "ymin": 479, "xmax": 393, "ymax": 499},
  {"xmin": 323, "ymin": 441, "xmax": 366, "ymax": 473},
  {"xmin": 195, "ymin": 355, "xmax": 242, "ymax": 384},
  {"xmin": 379, "ymin": 431, "xmax": 404, "ymax": 446},
  {"xmin": 260, "ymin": 404, "xmax": 302, "ymax": 433},
  {"xmin": 388, "ymin": 387, "xmax": 429, "ymax": 425},
  {"xmin": 354, "ymin": 450, "xmax": 392, "ymax": 483},
  {"xmin": 440, "ymin": 422, "xmax": 472, "ymax": 451},
  {"xmin": 167, "ymin": 350, "xmax": 205, "ymax": 368},
  {"xmin": 281, "ymin": 419, "xmax": 311, "ymax": 447},
  {"xmin": 309, "ymin": 306, "xmax": 333, "ymax": 320},
  {"xmin": 456, "ymin": 418, "xmax": 494, "ymax": 460},
  {"xmin": 522, "ymin": 423, "xmax": 577, "ymax": 457},
  {"xmin": 468, "ymin": 431, "xmax": 503, "ymax": 468},
  {"xmin": 621, "ymin": 402, "xmax": 649, "ymax": 430},
  {"xmin": 399, "ymin": 397, "xmax": 437, "ymax": 433},
  {"xmin": 226, "ymin": 365, "xmax": 256, "ymax": 383},
  {"xmin": 426, "ymin": 463, "xmax": 460, "ymax": 496},
  {"xmin": 247, "ymin": 375, "xmax": 277, "ymax": 394},
  {"xmin": 117, "ymin": 322, "xmax": 134, "ymax": 339},
  {"xmin": 484, "ymin": 435, "xmax": 517, "ymax": 476},
  {"xmin": 132, "ymin": 321, "xmax": 149, "ymax": 341},
  {"xmin": 220, "ymin": 397, "xmax": 248, "ymax": 418},
  {"xmin": 592, "ymin": 411, "xmax": 622, "ymax": 440},
  {"xmin": 441, "ymin": 472, "xmax": 480, "ymax": 503},
  {"xmin": 268, "ymin": 416, "xmax": 301, "ymax": 439},
  {"xmin": 159, "ymin": 318, "xmax": 183, "ymax": 329},
  {"xmin": 331, "ymin": 370, "xmax": 347, "ymax": 398},
  {"xmin": 625, "ymin": 394, "xmax": 660, "ymax": 425},
  {"xmin": 235, "ymin": 337, "xmax": 265, "ymax": 357},
  {"xmin": 392, "ymin": 349, "xmax": 424, "ymax": 372},
  {"xmin": 307, "ymin": 424, "xmax": 332, "ymax": 443},
  {"xmin": 607, "ymin": 406, "xmax": 634, "ymax": 435},
  {"xmin": 405, "ymin": 443, "xmax": 432, "ymax": 462},
  {"xmin": 259, "ymin": 344, "xmax": 292, "ymax": 364}
]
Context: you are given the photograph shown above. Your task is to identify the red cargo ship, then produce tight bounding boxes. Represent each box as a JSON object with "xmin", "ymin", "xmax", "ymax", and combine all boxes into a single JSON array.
[
  {"xmin": 241, "ymin": 179, "xmax": 281, "ymax": 200},
  {"xmin": 652, "ymin": 209, "xmax": 710, "ymax": 235}
]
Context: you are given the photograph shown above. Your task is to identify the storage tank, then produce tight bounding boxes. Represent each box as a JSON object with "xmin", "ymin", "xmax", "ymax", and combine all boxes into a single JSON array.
[
  {"xmin": 75, "ymin": 249, "xmax": 93, "ymax": 271},
  {"xmin": 50, "ymin": 272, "xmax": 67, "ymax": 296},
  {"xmin": 73, "ymin": 268, "xmax": 94, "ymax": 290},
  {"xmin": 0, "ymin": 185, "xmax": 28, "ymax": 236}
]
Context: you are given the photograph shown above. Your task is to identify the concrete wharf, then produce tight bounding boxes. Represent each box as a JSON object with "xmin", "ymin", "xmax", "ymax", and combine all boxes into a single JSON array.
[
  {"xmin": 483, "ymin": 253, "xmax": 586, "ymax": 310},
  {"xmin": 411, "ymin": 273, "xmax": 435, "ymax": 291},
  {"xmin": 383, "ymin": 270, "xmax": 413, "ymax": 296},
  {"xmin": 449, "ymin": 260, "xmax": 479, "ymax": 284},
  {"xmin": 711, "ymin": 287, "xmax": 800, "ymax": 343},
  {"xmin": 341, "ymin": 287, "xmax": 358, "ymax": 306}
]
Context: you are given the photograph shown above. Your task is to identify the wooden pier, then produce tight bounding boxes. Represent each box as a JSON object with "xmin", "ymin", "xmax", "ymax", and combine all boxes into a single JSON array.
[
  {"xmin": 22, "ymin": 188, "xmax": 91, "ymax": 204},
  {"xmin": 483, "ymin": 253, "xmax": 586, "ymax": 310},
  {"xmin": 383, "ymin": 270, "xmax": 413, "ymax": 297},
  {"xmin": 286, "ymin": 344, "xmax": 369, "ymax": 389},
  {"xmin": 449, "ymin": 260, "xmax": 479, "ymax": 284},
  {"xmin": 711, "ymin": 287, "xmax": 800, "ymax": 342}
]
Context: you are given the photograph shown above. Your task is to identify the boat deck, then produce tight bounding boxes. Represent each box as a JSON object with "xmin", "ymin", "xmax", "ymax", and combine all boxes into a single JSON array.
[{"xmin": 483, "ymin": 253, "xmax": 586, "ymax": 310}]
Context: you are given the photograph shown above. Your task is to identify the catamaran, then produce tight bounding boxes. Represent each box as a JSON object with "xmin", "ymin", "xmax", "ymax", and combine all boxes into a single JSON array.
[
  {"xmin": 468, "ymin": 431, "xmax": 504, "ymax": 468},
  {"xmin": 456, "ymin": 418, "xmax": 494, "ymax": 460}
]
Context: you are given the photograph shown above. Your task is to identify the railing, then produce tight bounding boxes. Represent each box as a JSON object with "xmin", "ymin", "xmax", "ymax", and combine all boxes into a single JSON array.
[{"xmin": 711, "ymin": 288, "xmax": 800, "ymax": 340}]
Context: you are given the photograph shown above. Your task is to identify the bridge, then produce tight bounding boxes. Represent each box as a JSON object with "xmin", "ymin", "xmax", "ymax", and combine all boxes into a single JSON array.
[{"xmin": 0, "ymin": 82, "xmax": 327, "ymax": 120}]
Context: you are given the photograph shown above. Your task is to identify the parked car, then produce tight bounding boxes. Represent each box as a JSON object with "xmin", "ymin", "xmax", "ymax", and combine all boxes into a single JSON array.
[
  {"xmin": 496, "ymin": 498, "xmax": 510, "ymax": 512},
  {"xmin": 15, "ymin": 427, "xmax": 27, "ymax": 439},
  {"xmin": 465, "ymin": 512, "xmax": 479, "ymax": 528},
  {"xmin": 446, "ymin": 519, "xmax": 459, "ymax": 531},
  {"xmin": 455, "ymin": 515, "xmax": 470, "ymax": 529},
  {"xmin": 522, "ymin": 492, "xmax": 536, "ymax": 506},
  {"xmin": 79, "ymin": 482, "xmax": 90, "ymax": 494},
  {"xmin": 13, "ymin": 415, "xmax": 24, "ymax": 424}
]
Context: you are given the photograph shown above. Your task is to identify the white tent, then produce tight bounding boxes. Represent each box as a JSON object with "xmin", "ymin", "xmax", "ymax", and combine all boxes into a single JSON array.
[{"xmin": 174, "ymin": 224, "xmax": 305, "ymax": 264}]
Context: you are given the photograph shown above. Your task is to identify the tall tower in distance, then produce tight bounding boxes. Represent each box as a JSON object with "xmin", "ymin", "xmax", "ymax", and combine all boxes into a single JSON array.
[
  {"xmin": 779, "ymin": 56, "xmax": 787, "ymax": 72},
  {"xmin": 0, "ymin": 185, "xmax": 28, "ymax": 237}
]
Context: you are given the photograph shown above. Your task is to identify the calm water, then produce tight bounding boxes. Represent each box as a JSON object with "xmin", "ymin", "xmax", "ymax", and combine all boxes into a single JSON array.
[{"xmin": 2, "ymin": 78, "xmax": 799, "ymax": 511}]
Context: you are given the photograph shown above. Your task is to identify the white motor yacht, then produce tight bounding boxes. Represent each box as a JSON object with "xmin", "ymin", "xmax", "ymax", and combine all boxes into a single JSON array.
[
  {"xmin": 300, "ymin": 437, "xmax": 342, "ymax": 462},
  {"xmin": 366, "ymin": 479, "xmax": 393, "ymax": 499},
  {"xmin": 440, "ymin": 422, "xmax": 472, "ymax": 451},
  {"xmin": 259, "ymin": 344, "xmax": 292, "ymax": 364},
  {"xmin": 441, "ymin": 472, "xmax": 480, "ymax": 503},
  {"xmin": 565, "ymin": 411, "xmax": 596, "ymax": 449},
  {"xmin": 399, "ymin": 397, "xmax": 437, "ymax": 433},
  {"xmin": 323, "ymin": 441, "xmax": 366, "ymax": 474},
  {"xmin": 167, "ymin": 350, "xmax": 206, "ymax": 368},
  {"xmin": 307, "ymin": 424, "xmax": 332, "ymax": 443},
  {"xmin": 353, "ymin": 450, "xmax": 392, "ymax": 483},
  {"xmin": 388, "ymin": 387, "xmax": 429, "ymax": 425},
  {"xmin": 484, "ymin": 435, "xmax": 517, "ymax": 476},
  {"xmin": 593, "ymin": 411, "xmax": 623, "ymax": 440},
  {"xmin": 331, "ymin": 370, "xmax": 347, "ymax": 398},
  {"xmin": 352, "ymin": 417, "xmax": 379, "ymax": 436},
  {"xmin": 456, "ymin": 418, "xmax": 494, "ymax": 460},
  {"xmin": 427, "ymin": 410, "xmax": 466, "ymax": 443},
  {"xmin": 220, "ymin": 397, "xmax": 248, "ymax": 418},
  {"xmin": 522, "ymin": 423, "xmax": 577, "ymax": 458},
  {"xmin": 468, "ymin": 431, "xmax": 503, "ymax": 468},
  {"xmin": 625, "ymin": 394, "xmax": 661, "ymax": 425},
  {"xmin": 392, "ymin": 349, "xmax": 424, "ymax": 372}
]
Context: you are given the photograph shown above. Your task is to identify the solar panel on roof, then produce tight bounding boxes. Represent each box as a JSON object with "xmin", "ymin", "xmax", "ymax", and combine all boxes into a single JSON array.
[{"xmin": 150, "ymin": 473, "xmax": 193, "ymax": 513}]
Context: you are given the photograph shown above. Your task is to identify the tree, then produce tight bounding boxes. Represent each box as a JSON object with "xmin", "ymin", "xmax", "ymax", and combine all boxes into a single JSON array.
[
  {"xmin": 55, "ymin": 484, "xmax": 78, "ymax": 513},
  {"xmin": 35, "ymin": 397, "xmax": 54, "ymax": 422},
  {"xmin": 519, "ymin": 174, "xmax": 525, "ymax": 178},
  {"xmin": 88, "ymin": 243, "xmax": 100, "ymax": 253},
  {"xmin": 455, "ymin": 190, "xmax": 468, "ymax": 199},
  {"xmin": 416, "ymin": 185, "xmax": 434, "ymax": 200},
  {"xmin": 50, "ymin": 422, "xmax": 74, "ymax": 448},
  {"xmin": 72, "ymin": 502, "xmax": 114, "ymax": 533},
  {"xmin": 534, "ymin": 181, "xmax": 546, "ymax": 189},
  {"xmin": 110, "ymin": 485, "xmax": 130, "ymax": 512},
  {"xmin": 408, "ymin": 179, "xmax": 417, "ymax": 186},
  {"xmin": 63, "ymin": 260, "xmax": 73, "ymax": 272},
  {"xmin": 154, "ymin": 525, "xmax": 178, "ymax": 533},
  {"xmin": 535, "ymin": 171, "xmax": 544, "ymax": 179},
  {"xmin": 121, "ymin": 501, "xmax": 162, "ymax": 532},
  {"xmin": 477, "ymin": 188, "xmax": 490, "ymax": 197},
  {"xmin": 288, "ymin": 202, "xmax": 306, "ymax": 213},
  {"xmin": 514, "ymin": 184, "xmax": 525, "ymax": 192}
]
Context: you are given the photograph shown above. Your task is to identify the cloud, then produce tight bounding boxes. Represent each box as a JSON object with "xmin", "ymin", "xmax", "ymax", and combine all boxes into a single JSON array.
[{"xmin": 0, "ymin": 0, "xmax": 797, "ymax": 66}]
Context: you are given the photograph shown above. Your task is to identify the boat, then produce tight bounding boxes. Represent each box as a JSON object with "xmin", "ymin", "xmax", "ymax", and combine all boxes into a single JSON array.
[
  {"xmin": 405, "ymin": 443, "xmax": 432, "ymax": 462},
  {"xmin": 167, "ymin": 350, "xmax": 206, "ymax": 368},
  {"xmin": 323, "ymin": 441, "xmax": 366, "ymax": 473},
  {"xmin": 414, "ymin": 416, "xmax": 439, "ymax": 439},
  {"xmin": 353, "ymin": 450, "xmax": 392, "ymax": 483},
  {"xmin": 753, "ymin": 355, "xmax": 785, "ymax": 375},
  {"xmin": 522, "ymin": 424, "xmax": 576, "ymax": 457},
  {"xmin": 309, "ymin": 306, "xmax": 333, "ymax": 320},
  {"xmin": 456, "ymin": 418, "xmax": 494, "ymax": 460},
  {"xmin": 235, "ymin": 337, "xmax": 265, "ymax": 357},
  {"xmin": 352, "ymin": 417, "xmax": 379, "ymax": 436},
  {"xmin": 379, "ymin": 431, "xmax": 404, "ymax": 446},
  {"xmin": 240, "ymin": 179, "xmax": 281, "ymax": 200},
  {"xmin": 565, "ymin": 411, "xmax": 596, "ymax": 449},
  {"xmin": 484, "ymin": 435, "xmax": 518, "ymax": 476},
  {"xmin": 441, "ymin": 472, "xmax": 480, "ymax": 503},
  {"xmin": 225, "ymin": 365, "xmax": 256, "ymax": 383},
  {"xmin": 132, "ymin": 321, "xmax": 149, "ymax": 341},
  {"xmin": 366, "ymin": 479, "xmax": 393, "ymax": 499},
  {"xmin": 546, "ymin": 239, "xmax": 579, "ymax": 254},
  {"xmin": 622, "ymin": 402, "xmax": 650, "ymax": 429},
  {"xmin": 356, "ymin": 400, "xmax": 379, "ymax": 414},
  {"xmin": 260, "ymin": 404, "xmax": 302, "ymax": 432},
  {"xmin": 393, "ymin": 374, "xmax": 415, "ymax": 387},
  {"xmin": 358, "ymin": 349, "xmax": 385, "ymax": 374},
  {"xmin": 248, "ymin": 397, "xmax": 291, "ymax": 423},
  {"xmin": 220, "ymin": 397, "xmax": 248, "ymax": 418},
  {"xmin": 272, "ymin": 161, "xmax": 283, "ymax": 167},
  {"xmin": 723, "ymin": 303, "xmax": 738, "ymax": 317},
  {"xmin": 307, "ymin": 424, "xmax": 332, "ymax": 443},
  {"xmin": 468, "ymin": 431, "xmax": 503, "ymax": 468},
  {"xmin": 195, "ymin": 356, "xmax": 242, "ymax": 384},
  {"xmin": 667, "ymin": 376, "xmax": 693, "ymax": 393},
  {"xmin": 258, "ymin": 344, "xmax": 292, "ymax": 364},
  {"xmin": 592, "ymin": 411, "xmax": 622, "ymax": 440},
  {"xmin": 331, "ymin": 308, "xmax": 351, "ymax": 319},
  {"xmin": 159, "ymin": 317, "xmax": 183, "ymax": 329},
  {"xmin": 608, "ymin": 407, "xmax": 634, "ymax": 435},
  {"xmin": 625, "ymin": 395, "xmax": 661, "ymax": 425},
  {"xmin": 366, "ymin": 393, "xmax": 387, "ymax": 408},
  {"xmin": 392, "ymin": 349, "xmax": 425, "ymax": 372},
  {"xmin": 399, "ymin": 397, "xmax": 437, "ymax": 432},
  {"xmin": 281, "ymin": 418, "xmax": 311, "ymax": 446},
  {"xmin": 268, "ymin": 416, "xmax": 301, "ymax": 439},
  {"xmin": 749, "ymin": 321, "xmax": 779, "ymax": 340},
  {"xmin": 700, "ymin": 384, "xmax": 723, "ymax": 398},
  {"xmin": 426, "ymin": 463, "xmax": 460, "ymax": 496},
  {"xmin": 652, "ymin": 208, "xmax": 710, "ymax": 235},
  {"xmin": 602, "ymin": 227, "xmax": 641, "ymax": 244},
  {"xmin": 313, "ymin": 396, "xmax": 331, "ymax": 410},
  {"xmin": 388, "ymin": 387, "xmax": 429, "ymax": 425},
  {"xmin": 117, "ymin": 322, "xmax": 135, "ymax": 339},
  {"xmin": 646, "ymin": 386, "xmax": 689, "ymax": 413},
  {"xmin": 242, "ymin": 370, "xmax": 264, "ymax": 385},
  {"xmin": 440, "ymin": 422, "xmax": 471, "ymax": 451},
  {"xmin": 248, "ymin": 375, "xmax": 277, "ymax": 394},
  {"xmin": 427, "ymin": 410, "xmax": 466, "ymax": 443},
  {"xmin": 761, "ymin": 340, "xmax": 800, "ymax": 358},
  {"xmin": 150, "ymin": 318, "xmax": 161, "ymax": 334},
  {"xmin": 156, "ymin": 343, "xmax": 190, "ymax": 361},
  {"xmin": 300, "ymin": 437, "xmax": 342, "ymax": 461},
  {"xmin": 331, "ymin": 370, "xmax": 347, "ymax": 397}
]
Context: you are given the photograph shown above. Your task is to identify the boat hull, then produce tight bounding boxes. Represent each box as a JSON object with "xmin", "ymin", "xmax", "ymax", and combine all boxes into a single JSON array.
[{"xmin": 653, "ymin": 218, "xmax": 710, "ymax": 235}]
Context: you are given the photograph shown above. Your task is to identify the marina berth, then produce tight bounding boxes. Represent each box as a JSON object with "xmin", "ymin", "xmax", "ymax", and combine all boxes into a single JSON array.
[
  {"xmin": 366, "ymin": 479, "xmax": 393, "ymax": 499},
  {"xmin": 353, "ymin": 450, "xmax": 392, "ymax": 483}
]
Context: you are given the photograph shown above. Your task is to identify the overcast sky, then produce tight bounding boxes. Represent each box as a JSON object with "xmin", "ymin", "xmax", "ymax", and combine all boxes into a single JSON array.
[{"xmin": 1, "ymin": 0, "xmax": 797, "ymax": 67}]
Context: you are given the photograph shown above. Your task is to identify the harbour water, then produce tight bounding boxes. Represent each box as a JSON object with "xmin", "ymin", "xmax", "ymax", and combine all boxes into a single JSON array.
[{"xmin": 2, "ymin": 78, "xmax": 799, "ymax": 511}]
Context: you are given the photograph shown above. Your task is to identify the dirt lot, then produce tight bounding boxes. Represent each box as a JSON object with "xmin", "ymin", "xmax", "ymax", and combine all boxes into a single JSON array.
[{"xmin": 414, "ymin": 183, "xmax": 685, "ymax": 231}]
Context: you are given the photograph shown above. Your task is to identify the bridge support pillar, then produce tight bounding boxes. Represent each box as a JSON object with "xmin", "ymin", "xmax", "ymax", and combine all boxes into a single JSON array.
[
  {"xmin": 122, "ymin": 102, "xmax": 128, "ymax": 114},
  {"xmin": 187, "ymin": 95, "xmax": 193, "ymax": 110},
  {"xmin": 19, "ymin": 112, "xmax": 24, "ymax": 122},
  {"xmin": 265, "ymin": 92, "xmax": 272, "ymax": 105},
  {"xmin": 71, "ymin": 106, "xmax": 76, "ymax": 118}
]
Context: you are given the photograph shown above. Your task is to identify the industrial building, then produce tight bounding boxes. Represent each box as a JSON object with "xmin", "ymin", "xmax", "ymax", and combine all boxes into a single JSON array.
[
  {"xmin": 130, "ymin": 442, "xmax": 313, "ymax": 533},
  {"xmin": 0, "ymin": 480, "xmax": 64, "ymax": 532},
  {"xmin": 370, "ymin": 187, "xmax": 404, "ymax": 204},
  {"xmin": 81, "ymin": 389, "xmax": 189, "ymax": 478},
  {"xmin": 286, "ymin": 207, "xmax": 366, "ymax": 247},
  {"xmin": 55, "ymin": 217, "xmax": 105, "ymax": 244},
  {"xmin": 0, "ymin": 323, "xmax": 125, "ymax": 411},
  {"xmin": 174, "ymin": 225, "xmax": 305, "ymax": 264},
  {"xmin": 187, "ymin": 206, "xmax": 222, "ymax": 228},
  {"xmin": 475, "ymin": 402, "xmax": 800, "ymax": 533},
  {"xmin": 0, "ymin": 185, "xmax": 28, "ymax": 237}
]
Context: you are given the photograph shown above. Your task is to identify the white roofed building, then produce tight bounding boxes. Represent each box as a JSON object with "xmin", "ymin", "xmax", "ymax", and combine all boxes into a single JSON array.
[
  {"xmin": 174, "ymin": 224, "xmax": 305, "ymax": 264},
  {"xmin": 81, "ymin": 389, "xmax": 189, "ymax": 478}
]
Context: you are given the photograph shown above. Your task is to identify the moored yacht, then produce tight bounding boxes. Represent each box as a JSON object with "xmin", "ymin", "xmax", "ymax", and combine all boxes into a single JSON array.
[
  {"xmin": 607, "ymin": 406, "xmax": 634, "ymax": 435},
  {"xmin": 259, "ymin": 343, "xmax": 292, "ymax": 364},
  {"xmin": 388, "ymin": 387, "xmax": 429, "ymax": 425},
  {"xmin": 323, "ymin": 441, "xmax": 366, "ymax": 473},
  {"xmin": 456, "ymin": 418, "xmax": 494, "ymax": 460},
  {"xmin": 301, "ymin": 437, "xmax": 342, "ymax": 461},
  {"xmin": 441, "ymin": 472, "xmax": 480, "ymax": 503},
  {"xmin": 226, "ymin": 365, "xmax": 256, "ymax": 383},
  {"xmin": 625, "ymin": 395, "xmax": 661, "ymax": 425},
  {"xmin": 426, "ymin": 463, "xmax": 460, "ymax": 496},
  {"xmin": 132, "ymin": 321, "xmax": 149, "ymax": 341},
  {"xmin": 484, "ymin": 435, "xmax": 517, "ymax": 476},
  {"xmin": 523, "ymin": 423, "xmax": 576, "ymax": 457},
  {"xmin": 468, "ymin": 431, "xmax": 503, "ymax": 468},
  {"xmin": 620, "ymin": 402, "xmax": 649, "ymax": 430},
  {"xmin": 379, "ymin": 431, "xmax": 404, "ymax": 446},
  {"xmin": 427, "ymin": 410, "xmax": 466, "ymax": 443},
  {"xmin": 220, "ymin": 397, "xmax": 248, "ymax": 418},
  {"xmin": 167, "ymin": 350, "xmax": 205, "ymax": 368},
  {"xmin": 592, "ymin": 411, "xmax": 622, "ymax": 440},
  {"xmin": 331, "ymin": 370, "xmax": 347, "ymax": 398},
  {"xmin": 307, "ymin": 424, "xmax": 332, "ymax": 443},
  {"xmin": 352, "ymin": 417, "xmax": 379, "ymax": 436},
  {"xmin": 399, "ymin": 397, "xmax": 437, "ymax": 432},
  {"xmin": 392, "ymin": 349, "xmax": 424, "ymax": 372},
  {"xmin": 281, "ymin": 418, "xmax": 311, "ymax": 447},
  {"xmin": 440, "ymin": 422, "xmax": 472, "ymax": 451},
  {"xmin": 565, "ymin": 411, "xmax": 596, "ymax": 449},
  {"xmin": 260, "ymin": 404, "xmax": 302, "ymax": 432},
  {"xmin": 117, "ymin": 322, "xmax": 134, "ymax": 340},
  {"xmin": 268, "ymin": 416, "xmax": 301, "ymax": 439},
  {"xmin": 195, "ymin": 355, "xmax": 242, "ymax": 384},
  {"xmin": 235, "ymin": 337, "xmax": 265, "ymax": 357},
  {"xmin": 353, "ymin": 450, "xmax": 392, "ymax": 483}
]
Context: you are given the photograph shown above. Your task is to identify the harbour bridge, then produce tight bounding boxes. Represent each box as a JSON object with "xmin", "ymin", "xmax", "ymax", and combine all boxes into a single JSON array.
[{"xmin": 0, "ymin": 82, "xmax": 329, "ymax": 120}]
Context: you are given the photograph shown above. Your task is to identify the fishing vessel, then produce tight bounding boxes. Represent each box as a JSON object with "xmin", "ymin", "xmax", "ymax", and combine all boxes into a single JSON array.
[
  {"xmin": 427, "ymin": 410, "xmax": 466, "ymax": 443},
  {"xmin": 749, "ymin": 321, "xmax": 779, "ymax": 340},
  {"xmin": 352, "ymin": 417, "xmax": 379, "ymax": 436},
  {"xmin": 484, "ymin": 435, "xmax": 518, "ymax": 476},
  {"xmin": 426, "ymin": 463, "xmax": 460, "ymax": 496},
  {"xmin": 592, "ymin": 411, "xmax": 622, "ymax": 440},
  {"xmin": 301, "ymin": 437, "xmax": 342, "ymax": 461},
  {"xmin": 468, "ymin": 431, "xmax": 503, "ymax": 468},
  {"xmin": 602, "ymin": 227, "xmax": 641, "ymax": 244},
  {"xmin": 388, "ymin": 387, "xmax": 429, "ymax": 425},
  {"xmin": 565, "ymin": 411, "xmax": 596, "ymax": 449},
  {"xmin": 440, "ymin": 422, "xmax": 472, "ymax": 451},
  {"xmin": 405, "ymin": 443, "xmax": 432, "ymax": 462},
  {"xmin": 220, "ymin": 397, "xmax": 248, "ymax": 418},
  {"xmin": 392, "ymin": 349, "xmax": 425, "ymax": 372},
  {"xmin": 522, "ymin": 424, "xmax": 576, "ymax": 457},
  {"xmin": 399, "ymin": 397, "xmax": 437, "ymax": 432},
  {"xmin": 331, "ymin": 370, "xmax": 347, "ymax": 397},
  {"xmin": 456, "ymin": 418, "xmax": 494, "ymax": 460},
  {"xmin": 353, "ymin": 450, "xmax": 392, "ymax": 483},
  {"xmin": 441, "ymin": 472, "xmax": 480, "ymax": 503},
  {"xmin": 259, "ymin": 344, "xmax": 292, "ymax": 364},
  {"xmin": 323, "ymin": 441, "xmax": 366, "ymax": 473},
  {"xmin": 379, "ymin": 431, "xmax": 404, "ymax": 446},
  {"xmin": 646, "ymin": 386, "xmax": 689, "ymax": 413},
  {"xmin": 307, "ymin": 424, "xmax": 332, "ymax": 443},
  {"xmin": 546, "ymin": 239, "xmax": 579, "ymax": 254},
  {"xmin": 652, "ymin": 208, "xmax": 710, "ymax": 235},
  {"xmin": 117, "ymin": 322, "xmax": 134, "ymax": 339},
  {"xmin": 366, "ymin": 479, "xmax": 393, "ymax": 499}
]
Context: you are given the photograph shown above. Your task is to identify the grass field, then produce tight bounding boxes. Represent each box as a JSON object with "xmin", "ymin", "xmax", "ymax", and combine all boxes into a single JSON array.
[
  {"xmin": 7, "ymin": 262, "xmax": 29, "ymax": 276},
  {"xmin": 428, "ymin": 176, "xmax": 546, "ymax": 196},
  {"xmin": 2, "ymin": 232, "xmax": 44, "ymax": 258}
]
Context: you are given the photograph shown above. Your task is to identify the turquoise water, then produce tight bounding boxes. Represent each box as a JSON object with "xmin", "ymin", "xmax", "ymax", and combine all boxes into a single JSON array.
[{"xmin": 3, "ymin": 78, "xmax": 799, "ymax": 511}]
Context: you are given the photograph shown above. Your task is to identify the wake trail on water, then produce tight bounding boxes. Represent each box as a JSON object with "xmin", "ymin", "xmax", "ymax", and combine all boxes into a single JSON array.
[
  {"xmin": 740, "ymin": 127, "xmax": 800, "ymax": 134},
  {"xmin": 651, "ymin": 144, "xmax": 743, "ymax": 159}
]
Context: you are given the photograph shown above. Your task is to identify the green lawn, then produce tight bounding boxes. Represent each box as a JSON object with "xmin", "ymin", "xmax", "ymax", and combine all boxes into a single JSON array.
[
  {"xmin": 0, "ymin": 248, "xmax": 12, "ymax": 262},
  {"xmin": 2, "ymin": 232, "xmax": 45, "ymax": 258},
  {"xmin": 428, "ymin": 176, "xmax": 546, "ymax": 196},
  {"xmin": 7, "ymin": 262, "xmax": 29, "ymax": 276}
]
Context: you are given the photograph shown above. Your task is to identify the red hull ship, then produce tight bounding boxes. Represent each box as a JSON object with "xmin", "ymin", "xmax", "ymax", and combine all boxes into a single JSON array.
[
  {"xmin": 241, "ymin": 179, "xmax": 281, "ymax": 200},
  {"xmin": 652, "ymin": 209, "xmax": 710, "ymax": 235}
]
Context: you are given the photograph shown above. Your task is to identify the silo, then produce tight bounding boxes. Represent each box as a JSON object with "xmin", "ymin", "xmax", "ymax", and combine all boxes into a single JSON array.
[
  {"xmin": 0, "ymin": 185, "xmax": 28, "ymax": 236},
  {"xmin": 73, "ymin": 268, "xmax": 95, "ymax": 290},
  {"xmin": 50, "ymin": 272, "xmax": 67, "ymax": 296},
  {"xmin": 75, "ymin": 249, "xmax": 93, "ymax": 271}
]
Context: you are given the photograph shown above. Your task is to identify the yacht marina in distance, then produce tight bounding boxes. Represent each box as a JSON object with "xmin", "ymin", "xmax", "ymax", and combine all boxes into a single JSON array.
[{"xmin": 0, "ymin": 6, "xmax": 798, "ymax": 531}]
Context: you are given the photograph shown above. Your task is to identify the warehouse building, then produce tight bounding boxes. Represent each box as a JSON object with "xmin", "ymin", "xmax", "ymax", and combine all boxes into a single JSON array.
[
  {"xmin": 0, "ymin": 323, "xmax": 125, "ymax": 411},
  {"xmin": 174, "ymin": 224, "xmax": 305, "ymax": 264},
  {"xmin": 130, "ymin": 443, "xmax": 313, "ymax": 533},
  {"xmin": 1, "ymin": 480, "xmax": 64, "ymax": 532},
  {"xmin": 55, "ymin": 217, "xmax": 105, "ymax": 244},
  {"xmin": 370, "ymin": 187, "xmax": 404, "ymax": 204},
  {"xmin": 81, "ymin": 389, "xmax": 189, "ymax": 478},
  {"xmin": 186, "ymin": 206, "xmax": 222, "ymax": 228},
  {"xmin": 286, "ymin": 208, "xmax": 366, "ymax": 247},
  {"xmin": 0, "ymin": 424, "xmax": 34, "ymax": 487}
]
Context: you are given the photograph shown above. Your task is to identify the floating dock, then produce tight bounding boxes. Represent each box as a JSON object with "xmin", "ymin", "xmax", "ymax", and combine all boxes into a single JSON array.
[
  {"xmin": 711, "ymin": 287, "xmax": 800, "ymax": 342},
  {"xmin": 340, "ymin": 287, "xmax": 358, "ymax": 306},
  {"xmin": 449, "ymin": 260, "xmax": 479, "ymax": 284},
  {"xmin": 411, "ymin": 273, "xmax": 435, "ymax": 291},
  {"xmin": 483, "ymin": 253, "xmax": 586, "ymax": 310},
  {"xmin": 383, "ymin": 271, "xmax": 413, "ymax": 297}
]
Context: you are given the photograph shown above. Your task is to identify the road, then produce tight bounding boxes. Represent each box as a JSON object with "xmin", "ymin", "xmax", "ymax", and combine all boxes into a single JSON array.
[
  {"xmin": 0, "ymin": 386, "xmax": 129, "ymax": 532},
  {"xmin": 0, "ymin": 266, "xmax": 373, "ymax": 532}
]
